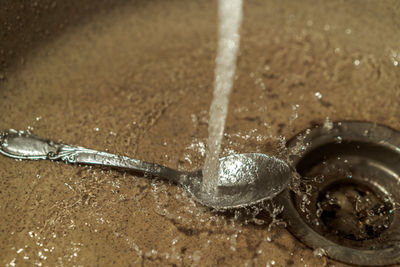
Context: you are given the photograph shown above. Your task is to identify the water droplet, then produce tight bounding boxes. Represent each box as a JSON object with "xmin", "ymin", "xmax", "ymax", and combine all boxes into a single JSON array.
[
  {"xmin": 323, "ymin": 117, "xmax": 333, "ymax": 131},
  {"xmin": 313, "ymin": 247, "xmax": 327, "ymax": 258}
]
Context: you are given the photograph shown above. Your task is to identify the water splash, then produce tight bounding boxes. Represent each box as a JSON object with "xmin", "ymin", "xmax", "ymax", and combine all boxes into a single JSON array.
[{"xmin": 202, "ymin": 0, "xmax": 243, "ymax": 193}]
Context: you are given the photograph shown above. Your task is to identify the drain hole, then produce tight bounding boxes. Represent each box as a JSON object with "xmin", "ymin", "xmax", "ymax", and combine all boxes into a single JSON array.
[
  {"xmin": 280, "ymin": 122, "xmax": 400, "ymax": 265},
  {"xmin": 317, "ymin": 180, "xmax": 394, "ymax": 241}
]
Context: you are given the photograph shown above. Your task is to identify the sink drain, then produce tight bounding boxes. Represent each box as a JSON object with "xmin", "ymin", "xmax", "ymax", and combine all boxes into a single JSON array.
[
  {"xmin": 317, "ymin": 179, "xmax": 393, "ymax": 243},
  {"xmin": 278, "ymin": 121, "xmax": 400, "ymax": 266}
]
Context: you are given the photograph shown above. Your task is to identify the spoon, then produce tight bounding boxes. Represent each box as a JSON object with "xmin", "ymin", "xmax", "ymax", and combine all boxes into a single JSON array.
[{"xmin": 0, "ymin": 129, "xmax": 291, "ymax": 210}]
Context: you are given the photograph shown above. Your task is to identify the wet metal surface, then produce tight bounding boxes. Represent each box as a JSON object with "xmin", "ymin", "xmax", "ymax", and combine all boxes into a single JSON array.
[
  {"xmin": 279, "ymin": 121, "xmax": 400, "ymax": 266},
  {"xmin": 0, "ymin": 130, "xmax": 290, "ymax": 210}
]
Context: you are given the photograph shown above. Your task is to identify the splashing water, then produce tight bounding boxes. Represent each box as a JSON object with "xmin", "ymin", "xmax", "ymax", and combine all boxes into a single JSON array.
[{"xmin": 202, "ymin": 0, "xmax": 243, "ymax": 193}]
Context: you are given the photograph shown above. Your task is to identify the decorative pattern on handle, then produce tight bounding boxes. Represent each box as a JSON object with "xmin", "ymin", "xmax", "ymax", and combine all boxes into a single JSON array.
[
  {"xmin": 0, "ymin": 129, "xmax": 61, "ymax": 160},
  {"xmin": 46, "ymin": 144, "xmax": 100, "ymax": 163},
  {"xmin": 0, "ymin": 129, "xmax": 184, "ymax": 184}
]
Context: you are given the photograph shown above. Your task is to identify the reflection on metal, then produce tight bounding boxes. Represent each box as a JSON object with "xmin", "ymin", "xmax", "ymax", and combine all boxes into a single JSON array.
[
  {"xmin": 279, "ymin": 121, "xmax": 400, "ymax": 266},
  {"xmin": 0, "ymin": 129, "xmax": 291, "ymax": 210}
]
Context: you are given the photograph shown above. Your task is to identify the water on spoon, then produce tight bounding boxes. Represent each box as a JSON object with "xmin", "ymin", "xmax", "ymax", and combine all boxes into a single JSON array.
[{"xmin": 202, "ymin": 0, "xmax": 243, "ymax": 194}]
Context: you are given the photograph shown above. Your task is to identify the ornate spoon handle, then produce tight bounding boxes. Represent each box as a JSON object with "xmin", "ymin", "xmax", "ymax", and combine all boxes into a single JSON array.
[{"xmin": 0, "ymin": 130, "xmax": 183, "ymax": 183}]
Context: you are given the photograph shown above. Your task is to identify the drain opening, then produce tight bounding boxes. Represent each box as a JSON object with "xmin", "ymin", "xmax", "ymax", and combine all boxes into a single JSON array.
[
  {"xmin": 317, "ymin": 179, "xmax": 393, "ymax": 242},
  {"xmin": 278, "ymin": 121, "xmax": 400, "ymax": 266},
  {"xmin": 292, "ymin": 139, "xmax": 398, "ymax": 250},
  {"xmin": 290, "ymin": 136, "xmax": 399, "ymax": 249}
]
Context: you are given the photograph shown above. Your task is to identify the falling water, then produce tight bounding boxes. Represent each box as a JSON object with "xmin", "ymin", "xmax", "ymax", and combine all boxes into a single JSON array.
[{"xmin": 202, "ymin": 0, "xmax": 243, "ymax": 193}]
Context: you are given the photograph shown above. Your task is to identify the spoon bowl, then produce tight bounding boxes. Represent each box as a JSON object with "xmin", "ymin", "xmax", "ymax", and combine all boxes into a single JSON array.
[
  {"xmin": 0, "ymin": 130, "xmax": 291, "ymax": 210},
  {"xmin": 184, "ymin": 153, "xmax": 291, "ymax": 210}
]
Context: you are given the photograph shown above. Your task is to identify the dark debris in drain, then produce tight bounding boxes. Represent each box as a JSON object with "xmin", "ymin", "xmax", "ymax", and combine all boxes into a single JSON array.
[{"xmin": 317, "ymin": 181, "xmax": 393, "ymax": 241}]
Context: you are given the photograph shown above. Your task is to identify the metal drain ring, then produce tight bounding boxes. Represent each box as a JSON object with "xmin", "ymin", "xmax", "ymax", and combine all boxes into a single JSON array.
[{"xmin": 278, "ymin": 121, "xmax": 400, "ymax": 266}]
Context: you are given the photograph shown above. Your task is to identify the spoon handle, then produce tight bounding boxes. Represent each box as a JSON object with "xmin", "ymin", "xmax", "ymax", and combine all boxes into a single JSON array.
[{"xmin": 0, "ymin": 130, "xmax": 183, "ymax": 183}]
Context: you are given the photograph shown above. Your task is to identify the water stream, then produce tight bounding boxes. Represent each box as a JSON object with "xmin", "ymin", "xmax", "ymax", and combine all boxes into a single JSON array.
[{"xmin": 202, "ymin": 0, "xmax": 243, "ymax": 194}]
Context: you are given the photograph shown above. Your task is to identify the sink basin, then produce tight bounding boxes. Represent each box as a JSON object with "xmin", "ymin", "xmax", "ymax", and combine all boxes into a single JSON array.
[{"xmin": 0, "ymin": 0, "xmax": 399, "ymax": 266}]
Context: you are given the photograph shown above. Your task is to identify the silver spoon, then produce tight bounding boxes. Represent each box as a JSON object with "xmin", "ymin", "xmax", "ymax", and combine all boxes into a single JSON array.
[{"xmin": 0, "ymin": 129, "xmax": 291, "ymax": 210}]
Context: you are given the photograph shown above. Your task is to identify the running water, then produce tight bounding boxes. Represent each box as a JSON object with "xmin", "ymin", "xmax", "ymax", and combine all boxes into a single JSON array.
[{"xmin": 202, "ymin": 0, "xmax": 243, "ymax": 194}]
